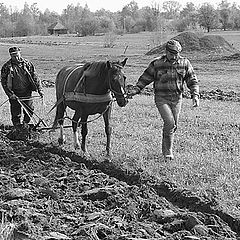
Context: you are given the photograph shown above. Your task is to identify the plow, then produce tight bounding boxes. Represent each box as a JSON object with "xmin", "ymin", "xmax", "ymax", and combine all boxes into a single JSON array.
[{"xmin": 0, "ymin": 94, "xmax": 115, "ymax": 140}]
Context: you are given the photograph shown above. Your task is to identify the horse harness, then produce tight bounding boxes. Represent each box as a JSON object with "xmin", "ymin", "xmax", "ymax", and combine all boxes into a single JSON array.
[{"xmin": 48, "ymin": 62, "xmax": 125, "ymax": 122}]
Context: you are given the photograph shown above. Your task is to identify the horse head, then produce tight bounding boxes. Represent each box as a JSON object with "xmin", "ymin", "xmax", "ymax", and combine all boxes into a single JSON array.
[{"xmin": 107, "ymin": 58, "xmax": 128, "ymax": 107}]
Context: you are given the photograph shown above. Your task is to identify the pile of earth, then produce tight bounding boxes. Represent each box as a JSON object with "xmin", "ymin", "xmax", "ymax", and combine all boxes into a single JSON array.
[
  {"xmin": 219, "ymin": 52, "xmax": 240, "ymax": 61},
  {"xmin": 146, "ymin": 31, "xmax": 238, "ymax": 55},
  {"xmin": 200, "ymin": 89, "xmax": 240, "ymax": 102},
  {"xmin": 126, "ymin": 85, "xmax": 240, "ymax": 102},
  {"xmin": 0, "ymin": 127, "xmax": 240, "ymax": 240}
]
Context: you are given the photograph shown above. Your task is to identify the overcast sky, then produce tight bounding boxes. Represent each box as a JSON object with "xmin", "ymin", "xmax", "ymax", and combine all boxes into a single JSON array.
[{"xmin": 1, "ymin": 0, "xmax": 238, "ymax": 13}]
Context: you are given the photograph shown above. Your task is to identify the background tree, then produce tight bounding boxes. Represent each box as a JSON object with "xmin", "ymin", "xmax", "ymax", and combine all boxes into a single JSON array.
[
  {"xmin": 61, "ymin": 4, "xmax": 83, "ymax": 33},
  {"xmin": 121, "ymin": 1, "xmax": 139, "ymax": 19},
  {"xmin": 228, "ymin": 2, "xmax": 240, "ymax": 30},
  {"xmin": 15, "ymin": 3, "xmax": 35, "ymax": 36},
  {"xmin": 218, "ymin": 0, "xmax": 231, "ymax": 30},
  {"xmin": 0, "ymin": 3, "xmax": 13, "ymax": 37},
  {"xmin": 1, "ymin": 0, "xmax": 240, "ymax": 37},
  {"xmin": 76, "ymin": 4, "xmax": 98, "ymax": 36},
  {"xmin": 151, "ymin": 3, "xmax": 161, "ymax": 31},
  {"xmin": 29, "ymin": 3, "xmax": 43, "ymax": 35},
  {"xmin": 198, "ymin": 3, "xmax": 219, "ymax": 32},
  {"xmin": 137, "ymin": 7, "xmax": 156, "ymax": 31},
  {"xmin": 38, "ymin": 9, "xmax": 60, "ymax": 35},
  {"xmin": 39, "ymin": 9, "xmax": 60, "ymax": 25},
  {"xmin": 120, "ymin": 1, "xmax": 139, "ymax": 33},
  {"xmin": 95, "ymin": 9, "xmax": 116, "ymax": 33},
  {"xmin": 162, "ymin": 0, "xmax": 181, "ymax": 19},
  {"xmin": 176, "ymin": 2, "xmax": 198, "ymax": 31}
]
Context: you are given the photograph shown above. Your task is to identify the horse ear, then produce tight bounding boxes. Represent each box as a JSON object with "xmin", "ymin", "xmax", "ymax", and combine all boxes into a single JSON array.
[
  {"xmin": 121, "ymin": 58, "xmax": 128, "ymax": 67},
  {"xmin": 106, "ymin": 61, "xmax": 112, "ymax": 69}
]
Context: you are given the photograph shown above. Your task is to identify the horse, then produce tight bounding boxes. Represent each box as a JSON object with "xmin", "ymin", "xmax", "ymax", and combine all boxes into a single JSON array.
[{"xmin": 52, "ymin": 58, "xmax": 128, "ymax": 156}]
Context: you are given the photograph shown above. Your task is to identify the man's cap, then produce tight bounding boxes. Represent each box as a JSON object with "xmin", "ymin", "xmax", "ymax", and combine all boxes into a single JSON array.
[
  {"xmin": 166, "ymin": 40, "xmax": 182, "ymax": 54},
  {"xmin": 9, "ymin": 47, "xmax": 21, "ymax": 54}
]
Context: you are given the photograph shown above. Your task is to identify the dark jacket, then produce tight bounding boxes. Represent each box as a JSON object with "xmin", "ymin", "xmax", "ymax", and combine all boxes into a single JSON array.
[{"xmin": 1, "ymin": 58, "xmax": 43, "ymax": 97}]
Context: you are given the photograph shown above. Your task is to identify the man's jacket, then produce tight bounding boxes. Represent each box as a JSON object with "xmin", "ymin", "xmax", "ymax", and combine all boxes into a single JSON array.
[
  {"xmin": 136, "ymin": 55, "xmax": 199, "ymax": 101},
  {"xmin": 1, "ymin": 58, "xmax": 43, "ymax": 97}
]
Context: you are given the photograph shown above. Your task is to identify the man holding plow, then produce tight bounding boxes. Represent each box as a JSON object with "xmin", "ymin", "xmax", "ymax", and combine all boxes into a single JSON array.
[{"xmin": 1, "ymin": 47, "xmax": 44, "ymax": 127}]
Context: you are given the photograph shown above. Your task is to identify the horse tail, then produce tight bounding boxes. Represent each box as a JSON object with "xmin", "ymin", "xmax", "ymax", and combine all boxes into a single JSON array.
[
  {"xmin": 52, "ymin": 99, "xmax": 65, "ymax": 129},
  {"xmin": 52, "ymin": 67, "xmax": 68, "ymax": 129}
]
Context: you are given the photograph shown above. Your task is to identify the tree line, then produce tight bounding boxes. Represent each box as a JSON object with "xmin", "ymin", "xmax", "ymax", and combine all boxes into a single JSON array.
[{"xmin": 0, "ymin": 0, "xmax": 240, "ymax": 37}]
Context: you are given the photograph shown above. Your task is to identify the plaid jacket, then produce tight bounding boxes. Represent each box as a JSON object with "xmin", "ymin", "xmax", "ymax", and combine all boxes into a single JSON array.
[
  {"xmin": 136, "ymin": 55, "xmax": 199, "ymax": 101},
  {"xmin": 1, "ymin": 58, "xmax": 42, "ymax": 97}
]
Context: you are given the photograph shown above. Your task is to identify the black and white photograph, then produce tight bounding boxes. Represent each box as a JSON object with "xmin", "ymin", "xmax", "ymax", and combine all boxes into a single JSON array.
[{"xmin": 0, "ymin": 0, "xmax": 239, "ymax": 239}]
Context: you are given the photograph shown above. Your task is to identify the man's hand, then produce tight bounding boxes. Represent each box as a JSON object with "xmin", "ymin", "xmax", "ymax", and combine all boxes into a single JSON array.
[
  {"xmin": 9, "ymin": 94, "xmax": 18, "ymax": 100},
  {"xmin": 192, "ymin": 95, "xmax": 199, "ymax": 107},
  {"xmin": 127, "ymin": 86, "xmax": 140, "ymax": 98},
  {"xmin": 39, "ymin": 91, "xmax": 44, "ymax": 98}
]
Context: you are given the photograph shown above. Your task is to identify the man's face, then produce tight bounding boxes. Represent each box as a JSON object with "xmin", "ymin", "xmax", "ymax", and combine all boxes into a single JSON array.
[
  {"xmin": 166, "ymin": 50, "xmax": 179, "ymax": 64},
  {"xmin": 10, "ymin": 51, "xmax": 21, "ymax": 62}
]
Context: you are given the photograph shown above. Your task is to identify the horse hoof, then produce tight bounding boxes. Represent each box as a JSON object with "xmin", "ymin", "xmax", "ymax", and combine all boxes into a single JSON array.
[
  {"xmin": 74, "ymin": 145, "xmax": 81, "ymax": 150},
  {"xmin": 76, "ymin": 149, "xmax": 90, "ymax": 158},
  {"xmin": 58, "ymin": 138, "xmax": 65, "ymax": 145},
  {"xmin": 105, "ymin": 150, "xmax": 111, "ymax": 158},
  {"xmin": 83, "ymin": 151, "xmax": 90, "ymax": 158},
  {"xmin": 101, "ymin": 151, "xmax": 112, "ymax": 161}
]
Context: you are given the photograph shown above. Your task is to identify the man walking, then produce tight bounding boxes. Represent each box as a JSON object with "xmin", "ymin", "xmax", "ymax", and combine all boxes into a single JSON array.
[
  {"xmin": 129, "ymin": 40, "xmax": 199, "ymax": 161},
  {"xmin": 1, "ymin": 47, "xmax": 44, "ymax": 127}
]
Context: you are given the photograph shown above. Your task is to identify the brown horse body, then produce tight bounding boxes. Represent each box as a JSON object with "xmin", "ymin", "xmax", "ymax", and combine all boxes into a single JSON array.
[{"xmin": 53, "ymin": 58, "xmax": 128, "ymax": 155}]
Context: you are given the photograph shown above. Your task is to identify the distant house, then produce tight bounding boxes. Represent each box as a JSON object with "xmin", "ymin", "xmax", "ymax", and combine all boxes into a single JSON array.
[{"xmin": 47, "ymin": 22, "xmax": 68, "ymax": 35}]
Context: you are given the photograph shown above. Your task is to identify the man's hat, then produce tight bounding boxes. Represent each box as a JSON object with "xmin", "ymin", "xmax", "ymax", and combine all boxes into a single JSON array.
[
  {"xmin": 9, "ymin": 47, "xmax": 21, "ymax": 54},
  {"xmin": 166, "ymin": 40, "xmax": 182, "ymax": 54}
]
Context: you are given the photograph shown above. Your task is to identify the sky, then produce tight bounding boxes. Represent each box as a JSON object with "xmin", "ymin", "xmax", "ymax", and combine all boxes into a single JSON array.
[{"xmin": 1, "ymin": 0, "xmax": 239, "ymax": 13}]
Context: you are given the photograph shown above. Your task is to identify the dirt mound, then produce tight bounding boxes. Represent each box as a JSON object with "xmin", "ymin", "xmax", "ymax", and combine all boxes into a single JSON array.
[
  {"xmin": 6, "ymin": 124, "xmax": 32, "ymax": 141},
  {"xmin": 220, "ymin": 52, "xmax": 240, "ymax": 60},
  {"xmin": 200, "ymin": 88, "xmax": 240, "ymax": 102},
  {"xmin": 127, "ymin": 85, "xmax": 240, "ymax": 102},
  {"xmin": 0, "ymin": 129, "xmax": 239, "ymax": 239},
  {"xmin": 146, "ymin": 31, "xmax": 237, "ymax": 55}
]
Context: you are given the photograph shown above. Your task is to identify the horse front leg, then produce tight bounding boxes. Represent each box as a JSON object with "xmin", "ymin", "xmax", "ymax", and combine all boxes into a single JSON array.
[
  {"xmin": 103, "ymin": 107, "xmax": 112, "ymax": 156},
  {"xmin": 58, "ymin": 123, "xmax": 66, "ymax": 145},
  {"xmin": 80, "ymin": 115, "xmax": 89, "ymax": 155},
  {"xmin": 72, "ymin": 113, "xmax": 81, "ymax": 150}
]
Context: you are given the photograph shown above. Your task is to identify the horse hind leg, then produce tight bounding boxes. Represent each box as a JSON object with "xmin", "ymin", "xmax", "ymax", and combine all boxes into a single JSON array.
[
  {"xmin": 53, "ymin": 101, "xmax": 66, "ymax": 145},
  {"xmin": 103, "ymin": 107, "xmax": 112, "ymax": 157},
  {"xmin": 72, "ymin": 118, "xmax": 81, "ymax": 150},
  {"xmin": 58, "ymin": 125, "xmax": 65, "ymax": 145},
  {"xmin": 72, "ymin": 112, "xmax": 89, "ymax": 154}
]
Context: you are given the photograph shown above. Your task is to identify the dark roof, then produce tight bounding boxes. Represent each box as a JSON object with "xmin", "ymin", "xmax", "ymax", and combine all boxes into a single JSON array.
[{"xmin": 48, "ymin": 22, "xmax": 67, "ymax": 30}]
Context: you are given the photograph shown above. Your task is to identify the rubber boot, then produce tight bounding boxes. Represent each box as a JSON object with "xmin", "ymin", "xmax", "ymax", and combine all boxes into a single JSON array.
[{"xmin": 162, "ymin": 133, "xmax": 174, "ymax": 160}]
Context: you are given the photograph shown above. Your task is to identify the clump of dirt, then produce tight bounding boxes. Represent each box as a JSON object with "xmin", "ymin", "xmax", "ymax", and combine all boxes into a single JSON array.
[
  {"xmin": 220, "ymin": 52, "xmax": 240, "ymax": 60},
  {"xmin": 6, "ymin": 124, "xmax": 32, "ymax": 141},
  {"xmin": 146, "ymin": 31, "xmax": 237, "ymax": 55},
  {"xmin": 200, "ymin": 89, "xmax": 240, "ymax": 102},
  {"xmin": 127, "ymin": 85, "xmax": 240, "ymax": 102},
  {"xmin": 0, "ymin": 129, "xmax": 240, "ymax": 240}
]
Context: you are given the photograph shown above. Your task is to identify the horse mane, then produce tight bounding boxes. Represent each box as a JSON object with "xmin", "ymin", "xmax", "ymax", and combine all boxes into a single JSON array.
[
  {"xmin": 83, "ymin": 61, "xmax": 108, "ymax": 79},
  {"xmin": 110, "ymin": 60, "xmax": 123, "ymax": 68}
]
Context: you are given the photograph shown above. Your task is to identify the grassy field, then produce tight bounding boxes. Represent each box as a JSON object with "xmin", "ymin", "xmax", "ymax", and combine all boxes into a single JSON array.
[{"xmin": 0, "ymin": 30, "xmax": 240, "ymax": 217}]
